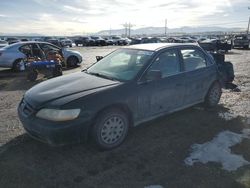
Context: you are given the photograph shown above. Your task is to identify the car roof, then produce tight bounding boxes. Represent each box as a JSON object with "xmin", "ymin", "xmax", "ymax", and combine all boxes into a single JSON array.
[
  {"xmin": 3, "ymin": 41, "xmax": 60, "ymax": 49},
  {"xmin": 123, "ymin": 43, "xmax": 199, "ymax": 51}
]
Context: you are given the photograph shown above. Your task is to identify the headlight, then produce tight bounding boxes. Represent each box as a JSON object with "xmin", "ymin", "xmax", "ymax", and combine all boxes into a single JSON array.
[{"xmin": 36, "ymin": 108, "xmax": 81, "ymax": 121}]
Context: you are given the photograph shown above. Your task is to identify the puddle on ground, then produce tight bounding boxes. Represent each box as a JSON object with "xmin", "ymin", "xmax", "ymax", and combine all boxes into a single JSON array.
[
  {"xmin": 144, "ymin": 185, "xmax": 164, "ymax": 188},
  {"xmin": 185, "ymin": 129, "xmax": 250, "ymax": 171}
]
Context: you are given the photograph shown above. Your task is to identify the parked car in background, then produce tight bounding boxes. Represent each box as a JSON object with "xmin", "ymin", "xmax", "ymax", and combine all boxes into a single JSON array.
[
  {"xmin": 59, "ymin": 38, "xmax": 73, "ymax": 47},
  {"xmin": 47, "ymin": 39, "xmax": 62, "ymax": 47},
  {"xmin": 5, "ymin": 37, "xmax": 20, "ymax": 44},
  {"xmin": 0, "ymin": 40, "xmax": 8, "ymax": 48},
  {"xmin": 43, "ymin": 37, "xmax": 54, "ymax": 42},
  {"xmin": 20, "ymin": 38, "xmax": 29, "ymax": 42},
  {"xmin": 179, "ymin": 37, "xmax": 197, "ymax": 43},
  {"xmin": 0, "ymin": 41, "xmax": 83, "ymax": 70},
  {"xmin": 199, "ymin": 39, "xmax": 232, "ymax": 52},
  {"xmin": 90, "ymin": 36, "xmax": 107, "ymax": 46},
  {"xmin": 104, "ymin": 37, "xmax": 115, "ymax": 45},
  {"xmin": 32, "ymin": 38, "xmax": 43, "ymax": 42},
  {"xmin": 141, "ymin": 37, "xmax": 161, "ymax": 44},
  {"xmin": 110, "ymin": 36, "xmax": 128, "ymax": 45},
  {"xmin": 129, "ymin": 37, "xmax": 142, "ymax": 45},
  {"xmin": 18, "ymin": 43, "xmax": 223, "ymax": 150},
  {"xmin": 233, "ymin": 34, "xmax": 249, "ymax": 49},
  {"xmin": 74, "ymin": 37, "xmax": 95, "ymax": 46}
]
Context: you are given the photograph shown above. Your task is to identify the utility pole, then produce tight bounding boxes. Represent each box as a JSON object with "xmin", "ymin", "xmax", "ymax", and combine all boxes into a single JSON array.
[
  {"xmin": 122, "ymin": 23, "xmax": 128, "ymax": 37},
  {"xmin": 165, "ymin": 19, "xmax": 167, "ymax": 36},
  {"xmin": 128, "ymin": 22, "xmax": 135, "ymax": 37},
  {"xmin": 128, "ymin": 22, "xmax": 131, "ymax": 37}
]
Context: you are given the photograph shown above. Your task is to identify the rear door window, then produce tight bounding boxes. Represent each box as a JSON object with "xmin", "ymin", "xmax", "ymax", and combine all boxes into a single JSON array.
[
  {"xmin": 181, "ymin": 48, "xmax": 207, "ymax": 71},
  {"xmin": 149, "ymin": 49, "xmax": 180, "ymax": 78}
]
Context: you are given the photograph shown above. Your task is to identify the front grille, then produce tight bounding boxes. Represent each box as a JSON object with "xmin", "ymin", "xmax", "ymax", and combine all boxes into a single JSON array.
[{"xmin": 20, "ymin": 99, "xmax": 35, "ymax": 117}]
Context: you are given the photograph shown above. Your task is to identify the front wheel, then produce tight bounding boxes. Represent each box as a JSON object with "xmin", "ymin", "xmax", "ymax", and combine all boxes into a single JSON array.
[
  {"xmin": 91, "ymin": 109, "xmax": 129, "ymax": 150},
  {"xmin": 204, "ymin": 82, "xmax": 222, "ymax": 107}
]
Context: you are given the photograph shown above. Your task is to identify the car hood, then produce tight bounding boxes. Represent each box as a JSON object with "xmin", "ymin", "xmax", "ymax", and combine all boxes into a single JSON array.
[{"xmin": 24, "ymin": 72, "xmax": 120, "ymax": 108}]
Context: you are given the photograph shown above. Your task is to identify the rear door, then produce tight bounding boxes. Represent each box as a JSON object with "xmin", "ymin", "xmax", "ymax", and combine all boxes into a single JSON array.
[{"xmin": 180, "ymin": 47, "xmax": 215, "ymax": 105}]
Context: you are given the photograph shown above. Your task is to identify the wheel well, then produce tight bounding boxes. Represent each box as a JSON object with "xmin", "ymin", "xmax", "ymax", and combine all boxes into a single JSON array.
[
  {"xmin": 96, "ymin": 104, "xmax": 133, "ymax": 126},
  {"xmin": 12, "ymin": 58, "xmax": 23, "ymax": 70},
  {"xmin": 12, "ymin": 58, "xmax": 22, "ymax": 66},
  {"xmin": 205, "ymin": 80, "xmax": 221, "ymax": 98},
  {"xmin": 87, "ymin": 104, "xmax": 134, "ymax": 140},
  {"xmin": 67, "ymin": 56, "xmax": 79, "ymax": 63}
]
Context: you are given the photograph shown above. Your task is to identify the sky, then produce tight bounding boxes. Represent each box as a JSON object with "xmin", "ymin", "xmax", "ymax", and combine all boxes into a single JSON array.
[{"xmin": 0, "ymin": 0, "xmax": 249, "ymax": 35}]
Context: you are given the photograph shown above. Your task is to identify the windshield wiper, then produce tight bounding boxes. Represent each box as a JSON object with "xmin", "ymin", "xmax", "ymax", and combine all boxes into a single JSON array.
[{"xmin": 87, "ymin": 71, "xmax": 117, "ymax": 81}]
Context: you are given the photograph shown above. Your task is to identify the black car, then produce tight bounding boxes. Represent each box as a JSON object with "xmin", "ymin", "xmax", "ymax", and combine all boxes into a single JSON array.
[
  {"xmin": 18, "ymin": 43, "xmax": 223, "ymax": 150},
  {"xmin": 199, "ymin": 39, "xmax": 232, "ymax": 52},
  {"xmin": 6, "ymin": 37, "xmax": 20, "ymax": 44},
  {"xmin": 90, "ymin": 36, "xmax": 107, "ymax": 46},
  {"xmin": 74, "ymin": 37, "xmax": 95, "ymax": 46}
]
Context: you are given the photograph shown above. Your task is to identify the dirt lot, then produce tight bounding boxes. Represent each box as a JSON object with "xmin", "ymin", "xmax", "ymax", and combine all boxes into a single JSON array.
[{"xmin": 0, "ymin": 46, "xmax": 249, "ymax": 188}]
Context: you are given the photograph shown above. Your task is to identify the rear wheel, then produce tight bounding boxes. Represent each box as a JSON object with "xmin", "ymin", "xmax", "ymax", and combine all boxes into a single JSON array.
[
  {"xmin": 12, "ymin": 59, "xmax": 22, "ymax": 72},
  {"xmin": 91, "ymin": 108, "xmax": 129, "ymax": 150},
  {"xmin": 204, "ymin": 82, "xmax": 222, "ymax": 107},
  {"xmin": 67, "ymin": 56, "xmax": 78, "ymax": 67}
]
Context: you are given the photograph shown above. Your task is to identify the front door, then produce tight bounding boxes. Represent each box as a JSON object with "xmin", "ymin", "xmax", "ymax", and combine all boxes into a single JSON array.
[{"xmin": 137, "ymin": 48, "xmax": 186, "ymax": 120}]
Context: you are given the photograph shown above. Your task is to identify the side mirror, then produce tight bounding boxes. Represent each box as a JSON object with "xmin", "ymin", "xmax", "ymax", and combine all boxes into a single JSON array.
[
  {"xmin": 96, "ymin": 56, "xmax": 103, "ymax": 62},
  {"xmin": 146, "ymin": 70, "xmax": 162, "ymax": 81}
]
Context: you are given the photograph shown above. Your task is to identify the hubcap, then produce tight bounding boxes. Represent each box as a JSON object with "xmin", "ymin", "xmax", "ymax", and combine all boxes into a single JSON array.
[{"xmin": 100, "ymin": 116, "xmax": 125, "ymax": 145}]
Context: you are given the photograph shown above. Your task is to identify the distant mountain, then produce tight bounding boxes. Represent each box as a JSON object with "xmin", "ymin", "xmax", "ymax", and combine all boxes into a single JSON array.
[
  {"xmin": 0, "ymin": 33, "xmax": 43, "ymax": 37},
  {"xmin": 0, "ymin": 26, "xmax": 245, "ymax": 37},
  {"xmin": 97, "ymin": 26, "xmax": 244, "ymax": 36}
]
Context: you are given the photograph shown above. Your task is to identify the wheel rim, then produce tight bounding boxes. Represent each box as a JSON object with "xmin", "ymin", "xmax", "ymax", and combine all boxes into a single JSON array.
[
  {"xmin": 100, "ymin": 116, "xmax": 125, "ymax": 145},
  {"xmin": 209, "ymin": 85, "xmax": 221, "ymax": 104}
]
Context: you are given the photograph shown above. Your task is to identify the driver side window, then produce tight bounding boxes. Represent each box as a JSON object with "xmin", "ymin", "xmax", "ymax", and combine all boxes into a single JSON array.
[{"xmin": 149, "ymin": 49, "xmax": 180, "ymax": 78}]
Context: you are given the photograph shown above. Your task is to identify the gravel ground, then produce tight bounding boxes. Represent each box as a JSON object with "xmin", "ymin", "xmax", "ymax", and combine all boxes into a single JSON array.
[{"xmin": 0, "ymin": 46, "xmax": 249, "ymax": 188}]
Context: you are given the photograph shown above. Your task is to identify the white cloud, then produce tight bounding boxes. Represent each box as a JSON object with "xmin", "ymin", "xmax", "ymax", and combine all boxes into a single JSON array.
[
  {"xmin": 0, "ymin": 0, "xmax": 247, "ymax": 34},
  {"xmin": 63, "ymin": 5, "xmax": 85, "ymax": 12},
  {"xmin": 0, "ymin": 14, "xmax": 7, "ymax": 17}
]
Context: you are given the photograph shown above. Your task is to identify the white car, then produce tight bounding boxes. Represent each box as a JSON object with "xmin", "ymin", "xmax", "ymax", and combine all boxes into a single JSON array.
[
  {"xmin": 60, "ymin": 38, "xmax": 73, "ymax": 47},
  {"xmin": 0, "ymin": 41, "xmax": 83, "ymax": 71}
]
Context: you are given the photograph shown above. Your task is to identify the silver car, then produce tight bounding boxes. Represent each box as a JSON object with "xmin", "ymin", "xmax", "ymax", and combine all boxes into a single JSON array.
[
  {"xmin": 0, "ymin": 41, "xmax": 83, "ymax": 70},
  {"xmin": 0, "ymin": 40, "xmax": 8, "ymax": 48}
]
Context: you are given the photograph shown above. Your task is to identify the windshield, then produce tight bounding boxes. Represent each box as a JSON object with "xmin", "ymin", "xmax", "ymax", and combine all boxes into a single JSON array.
[{"xmin": 87, "ymin": 48, "xmax": 154, "ymax": 81}]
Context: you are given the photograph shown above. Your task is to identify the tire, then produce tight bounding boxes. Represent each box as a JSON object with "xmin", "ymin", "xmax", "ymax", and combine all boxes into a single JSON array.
[
  {"xmin": 244, "ymin": 45, "xmax": 249, "ymax": 49},
  {"xmin": 91, "ymin": 108, "xmax": 129, "ymax": 150},
  {"xmin": 27, "ymin": 70, "xmax": 38, "ymax": 81},
  {"xmin": 204, "ymin": 82, "xmax": 222, "ymax": 108},
  {"xmin": 12, "ymin": 59, "xmax": 22, "ymax": 72},
  {"xmin": 52, "ymin": 66, "xmax": 62, "ymax": 77},
  {"xmin": 67, "ymin": 56, "xmax": 78, "ymax": 67}
]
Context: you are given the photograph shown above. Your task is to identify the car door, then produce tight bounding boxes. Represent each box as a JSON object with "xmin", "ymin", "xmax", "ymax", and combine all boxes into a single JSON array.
[
  {"xmin": 180, "ymin": 47, "xmax": 214, "ymax": 105},
  {"xmin": 137, "ymin": 48, "xmax": 185, "ymax": 119}
]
